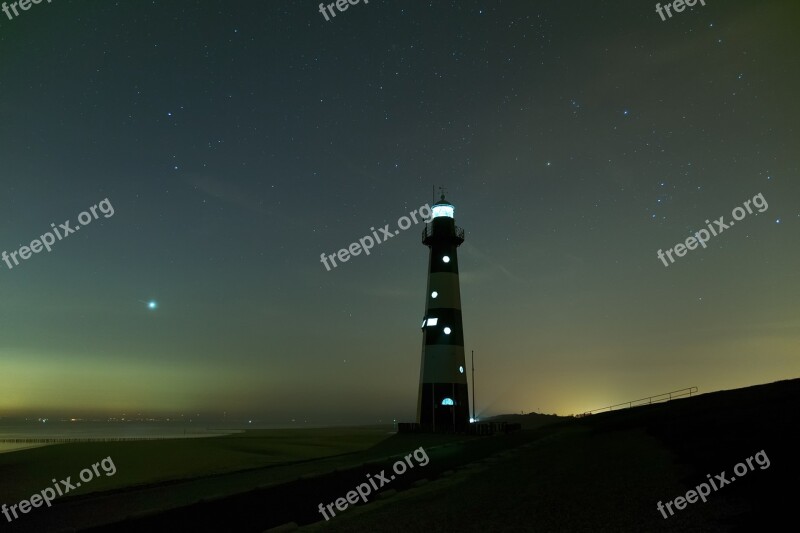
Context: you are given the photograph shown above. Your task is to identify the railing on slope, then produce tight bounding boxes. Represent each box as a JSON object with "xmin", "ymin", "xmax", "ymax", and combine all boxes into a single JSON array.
[{"xmin": 574, "ymin": 386, "xmax": 698, "ymax": 418}]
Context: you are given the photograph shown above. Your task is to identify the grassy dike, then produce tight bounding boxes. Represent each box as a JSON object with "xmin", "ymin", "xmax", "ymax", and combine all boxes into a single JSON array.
[
  {"xmin": 302, "ymin": 380, "xmax": 800, "ymax": 532},
  {"xmin": 0, "ymin": 427, "xmax": 392, "ymax": 503}
]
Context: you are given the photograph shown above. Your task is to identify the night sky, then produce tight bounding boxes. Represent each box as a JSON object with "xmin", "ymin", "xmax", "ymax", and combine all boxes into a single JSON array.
[{"xmin": 1, "ymin": 0, "xmax": 797, "ymax": 424}]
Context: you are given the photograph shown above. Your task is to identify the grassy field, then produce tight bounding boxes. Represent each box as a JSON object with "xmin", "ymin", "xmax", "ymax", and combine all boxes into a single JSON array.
[{"xmin": 0, "ymin": 427, "xmax": 392, "ymax": 502}]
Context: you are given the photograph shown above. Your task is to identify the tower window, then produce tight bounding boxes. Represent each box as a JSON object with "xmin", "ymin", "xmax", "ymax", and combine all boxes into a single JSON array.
[
  {"xmin": 426, "ymin": 317, "xmax": 438, "ymax": 326},
  {"xmin": 431, "ymin": 291, "xmax": 438, "ymax": 299},
  {"xmin": 444, "ymin": 327, "xmax": 452, "ymax": 335},
  {"xmin": 441, "ymin": 398, "xmax": 454, "ymax": 406},
  {"xmin": 421, "ymin": 319, "xmax": 426, "ymax": 328},
  {"xmin": 442, "ymin": 256, "xmax": 450, "ymax": 263}
]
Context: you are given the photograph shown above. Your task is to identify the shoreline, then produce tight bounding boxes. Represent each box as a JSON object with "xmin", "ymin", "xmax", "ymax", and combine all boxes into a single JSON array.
[
  {"xmin": 0, "ymin": 443, "xmax": 47, "ymax": 454},
  {"xmin": 0, "ymin": 429, "xmax": 242, "ymax": 454}
]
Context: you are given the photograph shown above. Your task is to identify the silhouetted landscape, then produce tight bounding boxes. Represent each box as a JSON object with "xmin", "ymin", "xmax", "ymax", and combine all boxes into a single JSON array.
[{"xmin": 0, "ymin": 379, "xmax": 794, "ymax": 531}]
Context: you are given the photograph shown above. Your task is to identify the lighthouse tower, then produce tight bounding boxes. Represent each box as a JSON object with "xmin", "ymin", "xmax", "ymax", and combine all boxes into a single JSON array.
[{"xmin": 417, "ymin": 194, "xmax": 469, "ymax": 432}]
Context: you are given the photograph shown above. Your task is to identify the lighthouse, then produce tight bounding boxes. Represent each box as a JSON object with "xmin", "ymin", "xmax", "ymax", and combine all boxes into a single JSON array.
[{"xmin": 417, "ymin": 194, "xmax": 469, "ymax": 432}]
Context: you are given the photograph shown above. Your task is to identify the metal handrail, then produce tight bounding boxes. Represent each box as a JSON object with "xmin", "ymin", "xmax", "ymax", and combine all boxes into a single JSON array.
[
  {"xmin": 421, "ymin": 224, "xmax": 465, "ymax": 244},
  {"xmin": 574, "ymin": 386, "xmax": 698, "ymax": 417}
]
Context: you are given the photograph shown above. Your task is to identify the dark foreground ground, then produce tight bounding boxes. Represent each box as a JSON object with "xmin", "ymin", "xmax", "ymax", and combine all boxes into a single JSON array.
[{"xmin": 4, "ymin": 379, "xmax": 798, "ymax": 532}]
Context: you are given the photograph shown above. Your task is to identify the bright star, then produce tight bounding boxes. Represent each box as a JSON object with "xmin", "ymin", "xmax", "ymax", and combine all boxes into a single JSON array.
[{"xmin": 148, "ymin": 300, "xmax": 158, "ymax": 310}]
